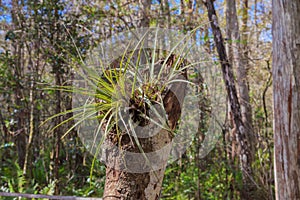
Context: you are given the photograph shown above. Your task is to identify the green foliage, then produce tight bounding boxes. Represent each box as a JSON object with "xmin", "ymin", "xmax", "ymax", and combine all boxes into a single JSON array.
[
  {"xmin": 162, "ymin": 144, "xmax": 244, "ymax": 200},
  {"xmin": 0, "ymin": 141, "xmax": 105, "ymax": 197},
  {"xmin": 0, "ymin": 0, "xmax": 273, "ymax": 199},
  {"xmin": 0, "ymin": 144, "xmax": 34, "ymax": 194}
]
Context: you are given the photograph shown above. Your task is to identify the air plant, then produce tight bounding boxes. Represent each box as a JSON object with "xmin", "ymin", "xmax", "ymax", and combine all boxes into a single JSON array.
[{"xmin": 43, "ymin": 27, "xmax": 207, "ymax": 179}]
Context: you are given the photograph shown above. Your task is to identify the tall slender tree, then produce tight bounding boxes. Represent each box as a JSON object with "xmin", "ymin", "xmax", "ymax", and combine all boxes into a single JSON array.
[
  {"xmin": 273, "ymin": 0, "xmax": 300, "ymax": 199},
  {"xmin": 204, "ymin": 0, "xmax": 257, "ymax": 198},
  {"xmin": 226, "ymin": 0, "xmax": 254, "ymax": 155}
]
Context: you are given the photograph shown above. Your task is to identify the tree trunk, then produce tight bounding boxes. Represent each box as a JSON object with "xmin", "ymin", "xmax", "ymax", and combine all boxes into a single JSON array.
[
  {"xmin": 204, "ymin": 0, "xmax": 256, "ymax": 199},
  {"xmin": 273, "ymin": 0, "xmax": 300, "ymax": 199},
  {"xmin": 140, "ymin": 0, "xmax": 151, "ymax": 27},
  {"xmin": 239, "ymin": 0, "xmax": 253, "ymax": 139},
  {"xmin": 11, "ymin": 0, "xmax": 27, "ymax": 170},
  {"xmin": 103, "ymin": 129, "xmax": 172, "ymax": 200},
  {"xmin": 226, "ymin": 0, "xmax": 254, "ymax": 157},
  {"xmin": 103, "ymin": 57, "xmax": 187, "ymax": 199}
]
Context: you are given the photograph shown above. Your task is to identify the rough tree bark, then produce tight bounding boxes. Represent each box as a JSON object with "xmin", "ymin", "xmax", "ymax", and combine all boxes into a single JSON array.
[
  {"xmin": 204, "ymin": 0, "xmax": 256, "ymax": 199},
  {"xmin": 273, "ymin": 0, "xmax": 300, "ymax": 199}
]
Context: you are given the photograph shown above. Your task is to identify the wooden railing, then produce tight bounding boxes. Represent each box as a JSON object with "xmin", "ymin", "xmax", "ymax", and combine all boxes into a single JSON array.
[{"xmin": 0, "ymin": 192, "xmax": 102, "ymax": 199}]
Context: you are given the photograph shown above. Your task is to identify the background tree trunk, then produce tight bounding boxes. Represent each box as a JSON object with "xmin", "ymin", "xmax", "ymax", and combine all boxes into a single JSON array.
[
  {"xmin": 140, "ymin": 0, "xmax": 151, "ymax": 27},
  {"xmin": 204, "ymin": 0, "xmax": 257, "ymax": 198},
  {"xmin": 226, "ymin": 0, "xmax": 254, "ymax": 156},
  {"xmin": 273, "ymin": 0, "xmax": 300, "ymax": 199}
]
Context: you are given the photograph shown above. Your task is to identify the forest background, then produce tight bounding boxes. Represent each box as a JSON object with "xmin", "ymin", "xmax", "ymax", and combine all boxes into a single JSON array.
[{"xmin": 0, "ymin": 0, "xmax": 273, "ymax": 199}]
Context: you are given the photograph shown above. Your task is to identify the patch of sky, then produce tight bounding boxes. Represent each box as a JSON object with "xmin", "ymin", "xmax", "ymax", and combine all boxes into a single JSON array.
[
  {"xmin": 152, "ymin": 0, "xmax": 160, "ymax": 5},
  {"xmin": 129, "ymin": 3, "xmax": 139, "ymax": 12},
  {"xmin": 260, "ymin": 24, "xmax": 272, "ymax": 42},
  {"xmin": 0, "ymin": 14, "xmax": 11, "ymax": 23},
  {"xmin": 2, "ymin": 0, "xmax": 12, "ymax": 8},
  {"xmin": 216, "ymin": 0, "xmax": 225, "ymax": 17},
  {"xmin": 104, "ymin": 4, "xmax": 110, "ymax": 11},
  {"xmin": 169, "ymin": 0, "xmax": 180, "ymax": 15},
  {"xmin": 0, "ymin": 0, "xmax": 12, "ymax": 23},
  {"xmin": 249, "ymin": 1, "xmax": 270, "ymax": 19},
  {"xmin": 248, "ymin": 1, "xmax": 272, "ymax": 42},
  {"xmin": 194, "ymin": 29, "xmax": 206, "ymax": 46}
]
